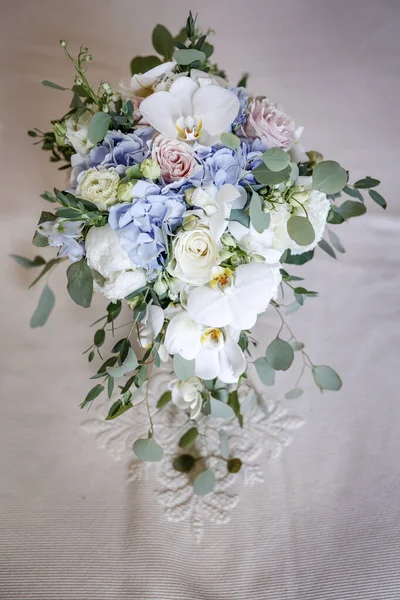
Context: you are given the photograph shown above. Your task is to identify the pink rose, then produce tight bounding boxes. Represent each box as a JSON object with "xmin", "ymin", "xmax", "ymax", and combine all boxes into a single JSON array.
[
  {"xmin": 243, "ymin": 97, "xmax": 298, "ymax": 151},
  {"xmin": 152, "ymin": 135, "xmax": 198, "ymax": 183}
]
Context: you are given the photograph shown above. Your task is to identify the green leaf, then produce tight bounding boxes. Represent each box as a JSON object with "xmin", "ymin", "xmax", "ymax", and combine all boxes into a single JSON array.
[
  {"xmin": 312, "ymin": 160, "xmax": 348, "ymax": 194},
  {"xmin": 237, "ymin": 73, "xmax": 248, "ymax": 88},
  {"xmin": 290, "ymin": 340, "xmax": 304, "ymax": 351},
  {"xmin": 284, "ymin": 249, "xmax": 314, "ymax": 265},
  {"xmin": 227, "ymin": 458, "xmax": 242, "ymax": 473},
  {"xmin": 249, "ymin": 191, "xmax": 270, "ymax": 233},
  {"xmin": 30, "ymin": 284, "xmax": 55, "ymax": 327},
  {"xmin": 254, "ymin": 357, "xmax": 275, "ymax": 386},
  {"xmin": 318, "ymin": 239, "xmax": 336, "ymax": 259},
  {"xmin": 130, "ymin": 55, "xmax": 161, "ymax": 76},
  {"xmin": 343, "ymin": 185, "xmax": 364, "ymax": 202},
  {"xmin": 285, "ymin": 387, "xmax": 303, "ymax": 399},
  {"xmin": 81, "ymin": 384, "xmax": 104, "ymax": 408},
  {"xmin": 105, "ymin": 400, "xmax": 133, "ymax": 420},
  {"xmin": 219, "ymin": 429, "xmax": 229, "ymax": 459},
  {"xmin": 327, "ymin": 207, "xmax": 345, "ymax": 225},
  {"xmin": 230, "ymin": 209, "xmax": 250, "ymax": 228},
  {"xmin": 28, "ymin": 258, "xmax": 61, "ymax": 289},
  {"xmin": 313, "ymin": 365, "xmax": 342, "ymax": 391},
  {"xmin": 354, "ymin": 176, "xmax": 380, "ymax": 189},
  {"xmin": 41, "ymin": 80, "xmax": 67, "ymax": 90},
  {"xmin": 202, "ymin": 42, "xmax": 214, "ymax": 58},
  {"xmin": 266, "ymin": 338, "xmax": 294, "ymax": 371},
  {"xmin": 328, "ymin": 229, "xmax": 345, "ymax": 253},
  {"xmin": 227, "ymin": 390, "xmax": 243, "ymax": 428},
  {"xmin": 286, "ymin": 301, "xmax": 302, "ymax": 314},
  {"xmin": 336, "ymin": 200, "xmax": 366, "ymax": 220},
  {"xmin": 173, "ymin": 454, "xmax": 195, "ymax": 473},
  {"xmin": 193, "ymin": 469, "xmax": 216, "ymax": 496},
  {"xmin": 88, "ymin": 112, "xmax": 111, "ymax": 144},
  {"xmin": 173, "ymin": 49, "xmax": 206, "ymax": 65},
  {"xmin": 178, "ymin": 427, "xmax": 199, "ymax": 449},
  {"xmin": 152, "ymin": 24, "xmax": 174, "ymax": 59},
  {"xmin": 368, "ymin": 189, "xmax": 387, "ymax": 209},
  {"xmin": 253, "ymin": 162, "xmax": 291, "ymax": 186},
  {"xmin": 220, "ymin": 132, "xmax": 241, "ymax": 150},
  {"xmin": 240, "ymin": 389, "xmax": 257, "ymax": 414},
  {"xmin": 287, "ymin": 216, "xmax": 315, "ymax": 246},
  {"xmin": 10, "ymin": 254, "xmax": 46, "ymax": 268},
  {"xmin": 210, "ymin": 398, "xmax": 234, "ymax": 419},
  {"xmin": 261, "ymin": 148, "xmax": 291, "ymax": 172},
  {"xmin": 156, "ymin": 391, "xmax": 172, "ymax": 409},
  {"xmin": 94, "ymin": 329, "xmax": 105, "ymax": 347},
  {"xmin": 133, "ymin": 438, "xmax": 164, "ymax": 462},
  {"xmin": 173, "ymin": 354, "xmax": 195, "ymax": 381},
  {"xmin": 107, "ymin": 376, "xmax": 114, "ymax": 399},
  {"xmin": 67, "ymin": 259, "xmax": 93, "ymax": 308},
  {"xmin": 32, "ymin": 211, "xmax": 56, "ymax": 247},
  {"xmin": 106, "ymin": 347, "xmax": 138, "ymax": 378}
]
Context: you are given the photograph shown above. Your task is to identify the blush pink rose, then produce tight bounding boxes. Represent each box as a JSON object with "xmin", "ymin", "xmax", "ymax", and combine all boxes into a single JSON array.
[
  {"xmin": 243, "ymin": 97, "xmax": 299, "ymax": 151},
  {"xmin": 152, "ymin": 135, "xmax": 198, "ymax": 183}
]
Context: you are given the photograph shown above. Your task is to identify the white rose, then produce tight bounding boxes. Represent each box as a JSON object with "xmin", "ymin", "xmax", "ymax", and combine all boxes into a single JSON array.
[
  {"xmin": 102, "ymin": 270, "xmax": 147, "ymax": 302},
  {"xmin": 167, "ymin": 222, "xmax": 219, "ymax": 286},
  {"xmin": 77, "ymin": 167, "xmax": 120, "ymax": 210},
  {"xmin": 171, "ymin": 376, "xmax": 203, "ymax": 419},
  {"xmin": 65, "ymin": 111, "xmax": 95, "ymax": 156}
]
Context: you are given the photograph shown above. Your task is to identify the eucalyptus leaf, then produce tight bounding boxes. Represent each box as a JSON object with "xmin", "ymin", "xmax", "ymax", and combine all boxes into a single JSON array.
[
  {"xmin": 285, "ymin": 387, "xmax": 303, "ymax": 400},
  {"xmin": 354, "ymin": 177, "xmax": 380, "ymax": 189},
  {"xmin": 88, "ymin": 112, "xmax": 111, "ymax": 144},
  {"xmin": 265, "ymin": 338, "xmax": 294, "ymax": 371},
  {"xmin": 94, "ymin": 329, "xmax": 105, "ymax": 347},
  {"xmin": 32, "ymin": 211, "xmax": 56, "ymax": 247},
  {"xmin": 106, "ymin": 347, "xmax": 138, "ymax": 378},
  {"xmin": 105, "ymin": 400, "xmax": 133, "ymax": 420},
  {"xmin": 284, "ymin": 249, "xmax": 314, "ymax": 265},
  {"xmin": 173, "ymin": 454, "xmax": 195, "ymax": 473},
  {"xmin": 290, "ymin": 340, "xmax": 304, "ymax": 351},
  {"xmin": 312, "ymin": 160, "xmax": 348, "ymax": 194},
  {"xmin": 41, "ymin": 80, "xmax": 67, "ymax": 91},
  {"xmin": 173, "ymin": 49, "xmax": 206, "ymax": 65},
  {"xmin": 240, "ymin": 388, "xmax": 257, "ymax": 414},
  {"xmin": 328, "ymin": 229, "xmax": 345, "ymax": 253},
  {"xmin": 287, "ymin": 216, "xmax": 315, "ymax": 246},
  {"xmin": 178, "ymin": 427, "xmax": 199, "ymax": 449},
  {"xmin": 286, "ymin": 301, "xmax": 302, "ymax": 314},
  {"xmin": 173, "ymin": 354, "xmax": 195, "ymax": 381},
  {"xmin": 336, "ymin": 200, "xmax": 366, "ymax": 220},
  {"xmin": 368, "ymin": 189, "xmax": 387, "ymax": 209},
  {"xmin": 210, "ymin": 397, "xmax": 234, "ymax": 419},
  {"xmin": 193, "ymin": 469, "xmax": 216, "ymax": 496},
  {"xmin": 28, "ymin": 258, "xmax": 62, "ymax": 289},
  {"xmin": 253, "ymin": 162, "xmax": 291, "ymax": 186},
  {"xmin": 219, "ymin": 429, "xmax": 229, "ymax": 459},
  {"xmin": 254, "ymin": 357, "xmax": 275, "ymax": 386},
  {"xmin": 230, "ymin": 209, "xmax": 250, "ymax": 228},
  {"xmin": 249, "ymin": 191, "xmax": 270, "ymax": 233},
  {"xmin": 107, "ymin": 376, "xmax": 114, "ymax": 399},
  {"xmin": 261, "ymin": 148, "xmax": 290, "ymax": 172},
  {"xmin": 227, "ymin": 458, "xmax": 242, "ymax": 473},
  {"xmin": 313, "ymin": 365, "xmax": 342, "ymax": 391},
  {"xmin": 156, "ymin": 391, "xmax": 172, "ymax": 409},
  {"xmin": 10, "ymin": 254, "xmax": 46, "ymax": 268},
  {"xmin": 318, "ymin": 239, "xmax": 336, "ymax": 259},
  {"xmin": 30, "ymin": 284, "xmax": 55, "ymax": 328},
  {"xmin": 343, "ymin": 185, "xmax": 364, "ymax": 202},
  {"xmin": 130, "ymin": 55, "xmax": 161, "ymax": 76},
  {"xmin": 220, "ymin": 132, "xmax": 241, "ymax": 150},
  {"xmin": 152, "ymin": 24, "xmax": 174, "ymax": 59},
  {"xmin": 67, "ymin": 258, "xmax": 93, "ymax": 308},
  {"xmin": 133, "ymin": 438, "xmax": 164, "ymax": 462},
  {"xmin": 81, "ymin": 384, "xmax": 104, "ymax": 408}
]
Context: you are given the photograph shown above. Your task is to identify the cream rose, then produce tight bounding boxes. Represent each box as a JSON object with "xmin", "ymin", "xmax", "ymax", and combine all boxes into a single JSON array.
[
  {"xmin": 243, "ymin": 97, "xmax": 300, "ymax": 151},
  {"xmin": 167, "ymin": 222, "xmax": 219, "ymax": 285},
  {"xmin": 77, "ymin": 167, "xmax": 120, "ymax": 210},
  {"xmin": 152, "ymin": 135, "xmax": 198, "ymax": 183}
]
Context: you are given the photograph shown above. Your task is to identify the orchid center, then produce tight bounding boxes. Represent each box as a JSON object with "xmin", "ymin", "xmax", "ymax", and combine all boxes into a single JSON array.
[
  {"xmin": 201, "ymin": 327, "xmax": 225, "ymax": 350},
  {"xmin": 176, "ymin": 116, "xmax": 203, "ymax": 141},
  {"xmin": 210, "ymin": 267, "xmax": 234, "ymax": 294}
]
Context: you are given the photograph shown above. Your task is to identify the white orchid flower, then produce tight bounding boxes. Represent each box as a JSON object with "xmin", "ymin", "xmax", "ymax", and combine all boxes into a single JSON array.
[
  {"xmin": 130, "ymin": 61, "xmax": 176, "ymax": 96},
  {"xmin": 189, "ymin": 68, "xmax": 228, "ymax": 88},
  {"xmin": 186, "ymin": 263, "xmax": 277, "ymax": 330},
  {"xmin": 138, "ymin": 304, "xmax": 165, "ymax": 349},
  {"xmin": 228, "ymin": 220, "xmax": 283, "ymax": 264},
  {"xmin": 170, "ymin": 376, "xmax": 203, "ymax": 419},
  {"xmin": 139, "ymin": 76, "xmax": 240, "ymax": 145},
  {"xmin": 190, "ymin": 183, "xmax": 244, "ymax": 239},
  {"xmin": 164, "ymin": 310, "xmax": 246, "ymax": 384}
]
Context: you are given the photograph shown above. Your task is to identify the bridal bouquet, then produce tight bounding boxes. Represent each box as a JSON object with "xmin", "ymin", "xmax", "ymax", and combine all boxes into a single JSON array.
[{"xmin": 15, "ymin": 13, "xmax": 387, "ymax": 494}]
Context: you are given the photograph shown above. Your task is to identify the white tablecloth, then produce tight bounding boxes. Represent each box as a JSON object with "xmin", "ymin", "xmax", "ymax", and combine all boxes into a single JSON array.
[{"xmin": 1, "ymin": 0, "xmax": 399, "ymax": 598}]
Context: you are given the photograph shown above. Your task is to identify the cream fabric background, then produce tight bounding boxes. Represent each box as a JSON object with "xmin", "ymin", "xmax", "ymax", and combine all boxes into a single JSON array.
[{"xmin": 1, "ymin": 0, "xmax": 400, "ymax": 598}]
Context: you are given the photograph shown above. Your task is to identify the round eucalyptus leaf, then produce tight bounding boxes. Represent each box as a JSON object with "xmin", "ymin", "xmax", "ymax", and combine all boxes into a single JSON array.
[
  {"xmin": 30, "ymin": 284, "xmax": 55, "ymax": 328},
  {"xmin": 173, "ymin": 49, "xmax": 206, "ymax": 65},
  {"xmin": 266, "ymin": 338, "xmax": 294, "ymax": 371},
  {"xmin": 173, "ymin": 454, "xmax": 195, "ymax": 473},
  {"xmin": 249, "ymin": 191, "xmax": 270, "ymax": 233},
  {"xmin": 227, "ymin": 458, "xmax": 242, "ymax": 473},
  {"xmin": 313, "ymin": 365, "xmax": 342, "ymax": 391},
  {"xmin": 210, "ymin": 398, "xmax": 234, "ymax": 419},
  {"xmin": 133, "ymin": 438, "xmax": 164, "ymax": 462},
  {"xmin": 336, "ymin": 200, "xmax": 366, "ymax": 220},
  {"xmin": 220, "ymin": 132, "xmax": 241, "ymax": 150},
  {"xmin": 254, "ymin": 357, "xmax": 275, "ymax": 386},
  {"xmin": 262, "ymin": 148, "xmax": 291, "ymax": 172},
  {"xmin": 312, "ymin": 160, "xmax": 348, "ymax": 194},
  {"xmin": 284, "ymin": 387, "xmax": 303, "ymax": 400},
  {"xmin": 193, "ymin": 469, "xmax": 216, "ymax": 496},
  {"xmin": 88, "ymin": 111, "xmax": 111, "ymax": 144},
  {"xmin": 287, "ymin": 216, "xmax": 315, "ymax": 246},
  {"xmin": 253, "ymin": 162, "xmax": 291, "ymax": 186}
]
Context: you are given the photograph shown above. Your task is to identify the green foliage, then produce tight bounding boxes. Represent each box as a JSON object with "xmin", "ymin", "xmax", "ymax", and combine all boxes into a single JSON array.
[
  {"xmin": 285, "ymin": 387, "xmax": 303, "ymax": 399},
  {"xmin": 237, "ymin": 73, "xmax": 249, "ymax": 88},
  {"xmin": 10, "ymin": 255, "xmax": 46, "ymax": 268},
  {"xmin": 173, "ymin": 49, "xmax": 206, "ymax": 65},
  {"xmin": 178, "ymin": 427, "xmax": 199, "ymax": 448},
  {"xmin": 87, "ymin": 112, "xmax": 111, "ymax": 144},
  {"xmin": 30, "ymin": 285, "xmax": 55, "ymax": 328},
  {"xmin": 94, "ymin": 329, "xmax": 105, "ymax": 348},
  {"xmin": 133, "ymin": 438, "xmax": 164, "ymax": 462},
  {"xmin": 105, "ymin": 399, "xmax": 133, "ymax": 420},
  {"xmin": 28, "ymin": 258, "xmax": 63, "ymax": 289},
  {"xmin": 193, "ymin": 469, "xmax": 216, "ymax": 496},
  {"xmin": 313, "ymin": 365, "xmax": 342, "ymax": 391},
  {"xmin": 227, "ymin": 458, "xmax": 242, "ymax": 473},
  {"xmin": 369, "ymin": 189, "xmax": 387, "ymax": 209},
  {"xmin": 41, "ymin": 80, "xmax": 67, "ymax": 91},
  {"xmin": 106, "ymin": 347, "xmax": 138, "ymax": 378},
  {"xmin": 254, "ymin": 357, "xmax": 275, "ymax": 386},
  {"xmin": 343, "ymin": 185, "xmax": 364, "ymax": 202},
  {"xmin": 266, "ymin": 338, "xmax": 294, "ymax": 371},
  {"xmin": 354, "ymin": 177, "xmax": 380, "ymax": 189},
  {"xmin": 173, "ymin": 354, "xmax": 195, "ymax": 381},
  {"xmin": 173, "ymin": 454, "xmax": 196, "ymax": 473},
  {"xmin": 152, "ymin": 24, "xmax": 174, "ymax": 59},
  {"xmin": 156, "ymin": 391, "xmax": 172, "ymax": 409},
  {"xmin": 230, "ymin": 208, "xmax": 250, "ymax": 228},
  {"xmin": 312, "ymin": 160, "xmax": 348, "ymax": 194},
  {"xmin": 219, "ymin": 429, "xmax": 229, "ymax": 459},
  {"xmin": 81, "ymin": 384, "xmax": 104, "ymax": 408},
  {"xmin": 336, "ymin": 200, "xmax": 366, "ymax": 220},
  {"xmin": 261, "ymin": 148, "xmax": 290, "ymax": 172},
  {"xmin": 210, "ymin": 397, "xmax": 234, "ymax": 419},
  {"xmin": 220, "ymin": 132, "xmax": 241, "ymax": 150},
  {"xmin": 32, "ymin": 211, "xmax": 56, "ymax": 247},
  {"xmin": 67, "ymin": 259, "xmax": 93, "ymax": 308},
  {"xmin": 130, "ymin": 55, "xmax": 161, "ymax": 76},
  {"xmin": 250, "ymin": 191, "xmax": 270, "ymax": 233},
  {"xmin": 287, "ymin": 215, "xmax": 315, "ymax": 246},
  {"xmin": 253, "ymin": 162, "xmax": 291, "ymax": 186},
  {"xmin": 284, "ymin": 249, "xmax": 315, "ymax": 265},
  {"xmin": 227, "ymin": 390, "xmax": 243, "ymax": 427},
  {"xmin": 328, "ymin": 229, "xmax": 345, "ymax": 253},
  {"xmin": 318, "ymin": 239, "xmax": 336, "ymax": 259}
]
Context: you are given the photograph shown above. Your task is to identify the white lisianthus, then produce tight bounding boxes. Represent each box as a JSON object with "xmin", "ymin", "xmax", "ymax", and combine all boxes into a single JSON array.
[
  {"xmin": 129, "ymin": 61, "xmax": 176, "ymax": 97},
  {"xmin": 228, "ymin": 220, "xmax": 283, "ymax": 264},
  {"xmin": 164, "ymin": 310, "xmax": 246, "ymax": 384},
  {"xmin": 140, "ymin": 76, "xmax": 240, "ymax": 145},
  {"xmin": 77, "ymin": 167, "xmax": 120, "ymax": 211},
  {"xmin": 65, "ymin": 111, "xmax": 95, "ymax": 156},
  {"xmin": 170, "ymin": 376, "xmax": 203, "ymax": 419},
  {"xmin": 167, "ymin": 222, "xmax": 220, "ymax": 286},
  {"xmin": 85, "ymin": 225, "xmax": 146, "ymax": 301},
  {"xmin": 186, "ymin": 263, "xmax": 278, "ymax": 330},
  {"xmin": 191, "ymin": 183, "xmax": 244, "ymax": 240}
]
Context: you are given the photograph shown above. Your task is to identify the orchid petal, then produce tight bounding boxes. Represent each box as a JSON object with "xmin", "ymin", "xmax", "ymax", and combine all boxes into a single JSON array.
[
  {"xmin": 187, "ymin": 286, "xmax": 232, "ymax": 327},
  {"xmin": 218, "ymin": 337, "xmax": 246, "ymax": 383},
  {"xmin": 146, "ymin": 304, "xmax": 164, "ymax": 339},
  {"xmin": 140, "ymin": 91, "xmax": 182, "ymax": 138},
  {"xmin": 227, "ymin": 294, "xmax": 258, "ymax": 330},
  {"xmin": 192, "ymin": 85, "xmax": 240, "ymax": 136},
  {"xmin": 169, "ymin": 77, "xmax": 198, "ymax": 117},
  {"xmin": 164, "ymin": 312, "xmax": 200, "ymax": 360},
  {"xmin": 195, "ymin": 348, "xmax": 220, "ymax": 380},
  {"xmin": 233, "ymin": 263, "xmax": 275, "ymax": 314}
]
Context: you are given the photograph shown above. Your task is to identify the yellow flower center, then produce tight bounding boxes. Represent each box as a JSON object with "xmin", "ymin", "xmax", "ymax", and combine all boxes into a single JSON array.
[{"xmin": 176, "ymin": 116, "xmax": 203, "ymax": 141}]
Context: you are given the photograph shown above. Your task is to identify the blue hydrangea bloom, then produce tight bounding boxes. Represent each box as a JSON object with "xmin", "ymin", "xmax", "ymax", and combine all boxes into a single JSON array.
[
  {"xmin": 194, "ymin": 144, "xmax": 246, "ymax": 188},
  {"xmin": 108, "ymin": 181, "xmax": 186, "ymax": 279},
  {"xmin": 239, "ymin": 138, "xmax": 267, "ymax": 186},
  {"xmin": 230, "ymin": 87, "xmax": 248, "ymax": 127}
]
